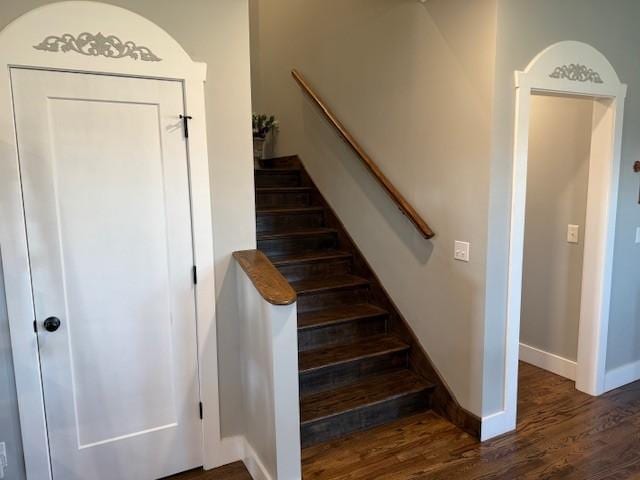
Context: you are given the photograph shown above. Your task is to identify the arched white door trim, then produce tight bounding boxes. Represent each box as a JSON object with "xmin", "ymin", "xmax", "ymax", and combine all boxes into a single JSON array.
[{"xmin": 484, "ymin": 41, "xmax": 627, "ymax": 440}]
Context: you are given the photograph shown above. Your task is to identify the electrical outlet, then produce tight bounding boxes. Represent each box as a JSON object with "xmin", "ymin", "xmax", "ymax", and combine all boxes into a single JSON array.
[
  {"xmin": 0, "ymin": 442, "xmax": 7, "ymax": 479},
  {"xmin": 567, "ymin": 224, "xmax": 580, "ymax": 244},
  {"xmin": 454, "ymin": 241, "xmax": 470, "ymax": 262}
]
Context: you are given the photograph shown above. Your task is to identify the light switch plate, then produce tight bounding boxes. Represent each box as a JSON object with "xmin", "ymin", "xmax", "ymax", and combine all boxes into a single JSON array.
[
  {"xmin": 636, "ymin": 227, "xmax": 640, "ymax": 244},
  {"xmin": 567, "ymin": 224, "xmax": 580, "ymax": 244},
  {"xmin": 454, "ymin": 241, "xmax": 470, "ymax": 262}
]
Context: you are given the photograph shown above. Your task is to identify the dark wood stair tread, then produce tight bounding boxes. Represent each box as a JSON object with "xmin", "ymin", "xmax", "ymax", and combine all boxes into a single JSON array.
[
  {"xmin": 257, "ymin": 227, "xmax": 337, "ymax": 240},
  {"xmin": 269, "ymin": 250, "xmax": 352, "ymax": 267},
  {"xmin": 291, "ymin": 274, "xmax": 369, "ymax": 295},
  {"xmin": 256, "ymin": 206, "xmax": 324, "ymax": 215},
  {"xmin": 254, "ymin": 167, "xmax": 301, "ymax": 173},
  {"xmin": 298, "ymin": 304, "xmax": 387, "ymax": 330},
  {"xmin": 299, "ymin": 335, "xmax": 408, "ymax": 373},
  {"xmin": 300, "ymin": 369, "xmax": 433, "ymax": 424},
  {"xmin": 255, "ymin": 186, "xmax": 313, "ymax": 193}
]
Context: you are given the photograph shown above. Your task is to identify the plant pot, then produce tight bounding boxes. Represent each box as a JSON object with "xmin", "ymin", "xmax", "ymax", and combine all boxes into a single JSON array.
[{"xmin": 253, "ymin": 136, "xmax": 266, "ymax": 168}]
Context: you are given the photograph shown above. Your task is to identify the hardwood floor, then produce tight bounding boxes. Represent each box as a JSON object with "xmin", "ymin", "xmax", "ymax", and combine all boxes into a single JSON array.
[
  {"xmin": 171, "ymin": 363, "xmax": 640, "ymax": 479},
  {"xmin": 164, "ymin": 463, "xmax": 250, "ymax": 480}
]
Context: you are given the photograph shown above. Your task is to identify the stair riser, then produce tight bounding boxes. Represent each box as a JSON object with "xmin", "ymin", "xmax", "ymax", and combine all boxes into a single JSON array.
[
  {"xmin": 298, "ymin": 316, "xmax": 388, "ymax": 352},
  {"xmin": 299, "ymin": 350, "xmax": 408, "ymax": 396},
  {"xmin": 301, "ymin": 390, "xmax": 431, "ymax": 448},
  {"xmin": 297, "ymin": 286, "xmax": 370, "ymax": 312},
  {"xmin": 256, "ymin": 211, "xmax": 325, "ymax": 233},
  {"xmin": 257, "ymin": 234, "xmax": 337, "ymax": 256},
  {"xmin": 254, "ymin": 171, "xmax": 301, "ymax": 187},
  {"xmin": 278, "ymin": 259, "xmax": 351, "ymax": 282},
  {"xmin": 255, "ymin": 191, "xmax": 311, "ymax": 208}
]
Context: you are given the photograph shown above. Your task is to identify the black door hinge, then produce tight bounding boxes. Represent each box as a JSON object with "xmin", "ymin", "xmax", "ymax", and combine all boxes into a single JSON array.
[
  {"xmin": 33, "ymin": 320, "xmax": 38, "ymax": 333},
  {"xmin": 199, "ymin": 402, "xmax": 203, "ymax": 420},
  {"xmin": 192, "ymin": 265, "xmax": 198, "ymax": 285},
  {"xmin": 179, "ymin": 114, "xmax": 193, "ymax": 138}
]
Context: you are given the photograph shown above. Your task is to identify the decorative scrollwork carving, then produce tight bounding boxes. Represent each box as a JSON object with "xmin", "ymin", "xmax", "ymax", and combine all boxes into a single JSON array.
[
  {"xmin": 33, "ymin": 32, "xmax": 161, "ymax": 62},
  {"xmin": 549, "ymin": 64, "xmax": 603, "ymax": 83}
]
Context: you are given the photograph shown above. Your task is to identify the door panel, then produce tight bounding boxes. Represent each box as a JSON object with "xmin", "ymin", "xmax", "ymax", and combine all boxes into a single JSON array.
[{"xmin": 11, "ymin": 69, "xmax": 201, "ymax": 479}]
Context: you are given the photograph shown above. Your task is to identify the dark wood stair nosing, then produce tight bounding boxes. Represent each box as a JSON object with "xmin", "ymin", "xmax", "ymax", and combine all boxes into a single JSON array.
[
  {"xmin": 254, "ymin": 167, "xmax": 301, "ymax": 173},
  {"xmin": 298, "ymin": 304, "xmax": 388, "ymax": 331},
  {"xmin": 269, "ymin": 250, "xmax": 352, "ymax": 268},
  {"xmin": 299, "ymin": 336, "xmax": 410, "ymax": 374},
  {"xmin": 256, "ymin": 206, "xmax": 325, "ymax": 215},
  {"xmin": 256, "ymin": 228, "xmax": 338, "ymax": 241},
  {"xmin": 300, "ymin": 375, "xmax": 434, "ymax": 425},
  {"xmin": 255, "ymin": 186, "xmax": 313, "ymax": 192},
  {"xmin": 292, "ymin": 275, "xmax": 370, "ymax": 296},
  {"xmin": 299, "ymin": 389, "xmax": 431, "ymax": 448}
]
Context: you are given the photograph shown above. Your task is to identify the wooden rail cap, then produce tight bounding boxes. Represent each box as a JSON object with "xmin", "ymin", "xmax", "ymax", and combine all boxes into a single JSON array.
[
  {"xmin": 291, "ymin": 68, "xmax": 435, "ymax": 239},
  {"xmin": 233, "ymin": 249, "xmax": 297, "ymax": 306}
]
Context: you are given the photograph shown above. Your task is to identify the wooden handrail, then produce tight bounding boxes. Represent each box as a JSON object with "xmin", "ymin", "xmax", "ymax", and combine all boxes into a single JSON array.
[
  {"xmin": 291, "ymin": 69, "xmax": 435, "ymax": 239},
  {"xmin": 233, "ymin": 250, "xmax": 297, "ymax": 306}
]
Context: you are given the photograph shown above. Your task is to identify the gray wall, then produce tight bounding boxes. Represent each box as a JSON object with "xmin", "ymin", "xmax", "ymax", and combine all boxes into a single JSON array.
[
  {"xmin": 520, "ymin": 94, "xmax": 593, "ymax": 361},
  {"xmin": 0, "ymin": 0, "xmax": 254, "ymax": 470},
  {"xmin": 0, "ymin": 253, "xmax": 25, "ymax": 480},
  {"xmin": 485, "ymin": 0, "xmax": 640, "ymax": 414},
  {"xmin": 252, "ymin": 0, "xmax": 640, "ymax": 418},
  {"xmin": 250, "ymin": 0, "xmax": 497, "ymax": 415}
]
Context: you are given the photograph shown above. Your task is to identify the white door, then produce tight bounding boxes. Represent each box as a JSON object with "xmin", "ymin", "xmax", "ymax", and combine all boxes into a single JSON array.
[{"xmin": 11, "ymin": 68, "xmax": 202, "ymax": 480}]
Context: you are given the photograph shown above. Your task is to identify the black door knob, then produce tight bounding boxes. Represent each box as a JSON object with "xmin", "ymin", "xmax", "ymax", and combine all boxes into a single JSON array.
[{"xmin": 43, "ymin": 317, "xmax": 61, "ymax": 332}]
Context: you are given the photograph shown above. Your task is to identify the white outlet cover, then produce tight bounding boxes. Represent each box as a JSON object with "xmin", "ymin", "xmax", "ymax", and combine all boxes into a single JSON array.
[
  {"xmin": 454, "ymin": 241, "xmax": 470, "ymax": 262},
  {"xmin": 567, "ymin": 224, "xmax": 580, "ymax": 244}
]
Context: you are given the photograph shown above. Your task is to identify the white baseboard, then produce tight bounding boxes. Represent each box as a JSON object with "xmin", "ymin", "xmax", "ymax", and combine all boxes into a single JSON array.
[
  {"xmin": 480, "ymin": 409, "xmax": 515, "ymax": 441},
  {"xmin": 205, "ymin": 435, "xmax": 244, "ymax": 470},
  {"xmin": 604, "ymin": 359, "xmax": 640, "ymax": 392},
  {"xmin": 519, "ymin": 343, "xmax": 577, "ymax": 381},
  {"xmin": 243, "ymin": 439, "xmax": 273, "ymax": 480},
  {"xmin": 204, "ymin": 435, "xmax": 273, "ymax": 480}
]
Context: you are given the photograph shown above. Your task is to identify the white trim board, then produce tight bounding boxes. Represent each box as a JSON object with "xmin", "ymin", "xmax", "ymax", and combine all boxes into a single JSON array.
[
  {"xmin": 218, "ymin": 436, "xmax": 275, "ymax": 480},
  {"xmin": 218, "ymin": 436, "xmax": 246, "ymax": 470},
  {"xmin": 0, "ymin": 2, "xmax": 226, "ymax": 477},
  {"xmin": 519, "ymin": 343, "xmax": 577, "ymax": 381},
  {"xmin": 480, "ymin": 410, "xmax": 514, "ymax": 442},
  {"xmin": 489, "ymin": 40, "xmax": 628, "ymax": 441},
  {"xmin": 216, "ymin": 435, "xmax": 298, "ymax": 480},
  {"xmin": 243, "ymin": 440, "xmax": 275, "ymax": 480},
  {"xmin": 604, "ymin": 360, "xmax": 640, "ymax": 392}
]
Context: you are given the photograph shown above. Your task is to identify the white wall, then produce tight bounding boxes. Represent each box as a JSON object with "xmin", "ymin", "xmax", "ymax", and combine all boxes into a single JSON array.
[
  {"xmin": 0, "ymin": 0, "xmax": 255, "ymax": 463},
  {"xmin": 236, "ymin": 264, "xmax": 301, "ymax": 480},
  {"xmin": 250, "ymin": 0, "xmax": 497, "ymax": 417},
  {"xmin": 485, "ymin": 0, "xmax": 640, "ymax": 415},
  {"xmin": 521, "ymin": 94, "xmax": 593, "ymax": 362}
]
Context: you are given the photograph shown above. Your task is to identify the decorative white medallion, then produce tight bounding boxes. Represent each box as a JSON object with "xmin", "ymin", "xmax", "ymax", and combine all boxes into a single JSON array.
[
  {"xmin": 34, "ymin": 32, "xmax": 161, "ymax": 62},
  {"xmin": 549, "ymin": 64, "xmax": 603, "ymax": 83}
]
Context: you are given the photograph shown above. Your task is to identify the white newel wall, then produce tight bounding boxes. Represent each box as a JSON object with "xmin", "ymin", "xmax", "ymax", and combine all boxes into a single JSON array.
[{"xmin": 236, "ymin": 263, "xmax": 302, "ymax": 480}]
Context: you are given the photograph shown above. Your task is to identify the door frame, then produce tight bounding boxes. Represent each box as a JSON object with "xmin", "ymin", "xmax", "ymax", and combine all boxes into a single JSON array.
[
  {"xmin": 0, "ymin": 3, "xmax": 222, "ymax": 478},
  {"xmin": 497, "ymin": 41, "xmax": 626, "ymax": 438}
]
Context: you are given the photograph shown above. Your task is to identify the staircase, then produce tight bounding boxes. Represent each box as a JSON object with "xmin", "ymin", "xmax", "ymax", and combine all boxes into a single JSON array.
[{"xmin": 254, "ymin": 156, "xmax": 435, "ymax": 447}]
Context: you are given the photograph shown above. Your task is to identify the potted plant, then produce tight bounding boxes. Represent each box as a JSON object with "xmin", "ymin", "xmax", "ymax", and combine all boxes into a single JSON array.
[{"xmin": 252, "ymin": 113, "xmax": 278, "ymax": 167}]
